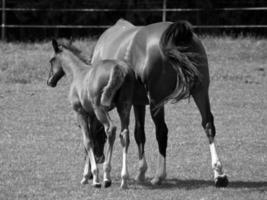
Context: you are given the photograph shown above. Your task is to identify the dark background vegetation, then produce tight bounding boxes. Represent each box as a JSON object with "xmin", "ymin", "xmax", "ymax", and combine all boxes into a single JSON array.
[{"xmin": 2, "ymin": 0, "xmax": 267, "ymax": 40}]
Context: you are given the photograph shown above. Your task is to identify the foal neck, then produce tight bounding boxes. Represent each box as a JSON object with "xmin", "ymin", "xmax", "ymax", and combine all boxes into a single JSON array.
[{"xmin": 61, "ymin": 50, "xmax": 91, "ymax": 82}]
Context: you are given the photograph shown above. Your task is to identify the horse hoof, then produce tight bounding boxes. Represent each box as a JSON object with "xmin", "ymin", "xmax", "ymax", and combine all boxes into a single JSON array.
[
  {"xmin": 215, "ymin": 175, "xmax": 229, "ymax": 187},
  {"xmin": 92, "ymin": 182, "xmax": 102, "ymax": 188},
  {"xmin": 151, "ymin": 178, "xmax": 161, "ymax": 186},
  {"xmin": 135, "ymin": 174, "xmax": 146, "ymax": 183},
  {"xmin": 103, "ymin": 180, "xmax": 112, "ymax": 188}
]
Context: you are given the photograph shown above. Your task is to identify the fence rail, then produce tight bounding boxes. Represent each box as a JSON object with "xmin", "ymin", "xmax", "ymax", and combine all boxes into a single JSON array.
[
  {"xmin": 1, "ymin": 0, "xmax": 267, "ymax": 40},
  {"xmin": 4, "ymin": 24, "xmax": 267, "ymax": 29},
  {"xmin": 1, "ymin": 7, "xmax": 267, "ymax": 12}
]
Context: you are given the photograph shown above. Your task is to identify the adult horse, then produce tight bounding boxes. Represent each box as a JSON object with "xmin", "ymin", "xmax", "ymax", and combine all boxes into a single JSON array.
[{"xmin": 91, "ymin": 19, "xmax": 228, "ymax": 187}]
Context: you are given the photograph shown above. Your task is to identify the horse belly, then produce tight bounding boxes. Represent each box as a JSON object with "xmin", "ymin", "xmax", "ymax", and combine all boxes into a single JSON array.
[{"xmin": 146, "ymin": 61, "xmax": 177, "ymax": 105}]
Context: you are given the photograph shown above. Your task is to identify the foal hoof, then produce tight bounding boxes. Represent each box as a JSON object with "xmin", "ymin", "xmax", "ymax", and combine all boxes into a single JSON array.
[
  {"xmin": 80, "ymin": 177, "xmax": 89, "ymax": 185},
  {"xmin": 103, "ymin": 180, "xmax": 112, "ymax": 188},
  {"xmin": 215, "ymin": 175, "xmax": 229, "ymax": 187},
  {"xmin": 92, "ymin": 182, "xmax": 102, "ymax": 188},
  {"xmin": 80, "ymin": 174, "xmax": 93, "ymax": 185},
  {"xmin": 120, "ymin": 183, "xmax": 128, "ymax": 190}
]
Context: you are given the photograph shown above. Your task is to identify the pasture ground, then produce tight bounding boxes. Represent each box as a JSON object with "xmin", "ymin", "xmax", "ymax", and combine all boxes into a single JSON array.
[{"xmin": 0, "ymin": 37, "xmax": 266, "ymax": 200}]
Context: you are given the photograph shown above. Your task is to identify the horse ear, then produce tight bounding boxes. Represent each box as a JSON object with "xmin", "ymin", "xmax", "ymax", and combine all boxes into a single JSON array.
[{"xmin": 52, "ymin": 39, "xmax": 62, "ymax": 53}]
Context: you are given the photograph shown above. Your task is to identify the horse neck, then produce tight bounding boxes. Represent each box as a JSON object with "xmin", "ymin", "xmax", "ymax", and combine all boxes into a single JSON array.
[{"xmin": 61, "ymin": 51, "xmax": 90, "ymax": 83}]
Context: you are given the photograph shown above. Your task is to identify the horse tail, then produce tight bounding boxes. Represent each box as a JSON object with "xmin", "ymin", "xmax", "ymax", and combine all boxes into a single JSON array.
[
  {"xmin": 159, "ymin": 20, "xmax": 200, "ymax": 106},
  {"xmin": 100, "ymin": 61, "xmax": 127, "ymax": 107}
]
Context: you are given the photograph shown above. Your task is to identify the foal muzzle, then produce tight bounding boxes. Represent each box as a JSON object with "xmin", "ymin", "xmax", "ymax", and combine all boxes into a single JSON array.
[
  {"xmin": 47, "ymin": 76, "xmax": 57, "ymax": 87},
  {"xmin": 47, "ymin": 69, "xmax": 65, "ymax": 88}
]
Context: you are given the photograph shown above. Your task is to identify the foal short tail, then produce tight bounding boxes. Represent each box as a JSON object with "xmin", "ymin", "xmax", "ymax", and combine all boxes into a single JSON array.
[
  {"xmin": 159, "ymin": 21, "xmax": 200, "ymax": 106},
  {"xmin": 100, "ymin": 61, "xmax": 127, "ymax": 107}
]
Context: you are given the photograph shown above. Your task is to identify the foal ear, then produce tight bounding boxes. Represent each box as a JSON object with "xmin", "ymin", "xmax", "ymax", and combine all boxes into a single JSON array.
[
  {"xmin": 52, "ymin": 39, "xmax": 62, "ymax": 53},
  {"xmin": 69, "ymin": 37, "xmax": 74, "ymax": 45}
]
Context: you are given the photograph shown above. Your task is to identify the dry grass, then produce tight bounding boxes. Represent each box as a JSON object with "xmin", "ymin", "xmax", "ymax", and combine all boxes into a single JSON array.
[{"xmin": 0, "ymin": 36, "xmax": 266, "ymax": 200}]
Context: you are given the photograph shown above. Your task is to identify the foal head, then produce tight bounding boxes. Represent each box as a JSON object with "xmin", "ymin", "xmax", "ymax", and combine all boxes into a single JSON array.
[
  {"xmin": 47, "ymin": 39, "xmax": 92, "ymax": 87},
  {"xmin": 47, "ymin": 39, "xmax": 66, "ymax": 87}
]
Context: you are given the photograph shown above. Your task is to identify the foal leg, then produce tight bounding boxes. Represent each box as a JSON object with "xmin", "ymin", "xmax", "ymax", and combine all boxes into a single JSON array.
[
  {"xmin": 192, "ymin": 90, "xmax": 228, "ymax": 187},
  {"xmin": 76, "ymin": 112, "xmax": 101, "ymax": 187},
  {"xmin": 94, "ymin": 108, "xmax": 116, "ymax": 188},
  {"xmin": 150, "ymin": 105, "xmax": 168, "ymax": 185},
  {"xmin": 117, "ymin": 102, "xmax": 131, "ymax": 189},
  {"xmin": 80, "ymin": 148, "xmax": 92, "ymax": 184},
  {"xmin": 133, "ymin": 105, "xmax": 148, "ymax": 183}
]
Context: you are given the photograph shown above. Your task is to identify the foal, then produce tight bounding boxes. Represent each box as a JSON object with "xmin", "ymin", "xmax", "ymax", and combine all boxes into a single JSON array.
[{"xmin": 47, "ymin": 39, "xmax": 135, "ymax": 189}]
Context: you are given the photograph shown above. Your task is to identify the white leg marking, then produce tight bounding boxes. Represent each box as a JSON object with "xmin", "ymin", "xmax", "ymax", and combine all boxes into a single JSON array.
[
  {"xmin": 120, "ymin": 129, "xmax": 129, "ymax": 189},
  {"xmin": 121, "ymin": 147, "xmax": 129, "ymax": 189},
  {"xmin": 151, "ymin": 153, "xmax": 166, "ymax": 185},
  {"xmin": 136, "ymin": 154, "xmax": 148, "ymax": 182},
  {"xmin": 210, "ymin": 141, "xmax": 224, "ymax": 177},
  {"xmin": 209, "ymin": 140, "xmax": 229, "ymax": 187},
  {"xmin": 81, "ymin": 155, "xmax": 91, "ymax": 185},
  {"xmin": 88, "ymin": 148, "xmax": 101, "ymax": 187},
  {"xmin": 103, "ymin": 126, "xmax": 116, "ymax": 186},
  {"xmin": 103, "ymin": 162, "xmax": 111, "ymax": 182}
]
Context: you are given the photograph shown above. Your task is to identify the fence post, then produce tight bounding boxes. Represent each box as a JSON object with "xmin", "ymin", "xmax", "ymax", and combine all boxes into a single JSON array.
[
  {"xmin": 162, "ymin": 0, "xmax": 167, "ymax": 22},
  {"xmin": 1, "ymin": 0, "xmax": 6, "ymax": 40}
]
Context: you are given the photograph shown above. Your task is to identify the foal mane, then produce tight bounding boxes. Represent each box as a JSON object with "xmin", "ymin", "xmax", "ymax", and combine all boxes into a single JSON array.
[{"xmin": 58, "ymin": 39, "xmax": 91, "ymax": 65}]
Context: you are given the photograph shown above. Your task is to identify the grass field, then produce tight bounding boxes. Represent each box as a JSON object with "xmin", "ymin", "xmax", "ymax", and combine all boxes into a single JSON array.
[{"xmin": 0, "ymin": 36, "xmax": 266, "ymax": 200}]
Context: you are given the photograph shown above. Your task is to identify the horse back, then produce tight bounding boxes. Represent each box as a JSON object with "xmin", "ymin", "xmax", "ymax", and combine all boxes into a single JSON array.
[{"xmin": 92, "ymin": 20, "xmax": 141, "ymax": 64}]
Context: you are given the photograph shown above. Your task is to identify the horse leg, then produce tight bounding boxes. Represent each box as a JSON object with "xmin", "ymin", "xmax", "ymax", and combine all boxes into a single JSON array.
[
  {"xmin": 192, "ymin": 90, "xmax": 228, "ymax": 187},
  {"xmin": 94, "ymin": 108, "xmax": 116, "ymax": 188},
  {"xmin": 76, "ymin": 112, "xmax": 101, "ymax": 188},
  {"xmin": 150, "ymin": 105, "xmax": 168, "ymax": 185},
  {"xmin": 117, "ymin": 102, "xmax": 131, "ymax": 189},
  {"xmin": 133, "ymin": 105, "xmax": 148, "ymax": 183}
]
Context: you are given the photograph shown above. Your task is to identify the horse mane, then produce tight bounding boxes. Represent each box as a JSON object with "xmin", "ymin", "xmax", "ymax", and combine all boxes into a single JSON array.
[{"xmin": 58, "ymin": 39, "xmax": 91, "ymax": 65}]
